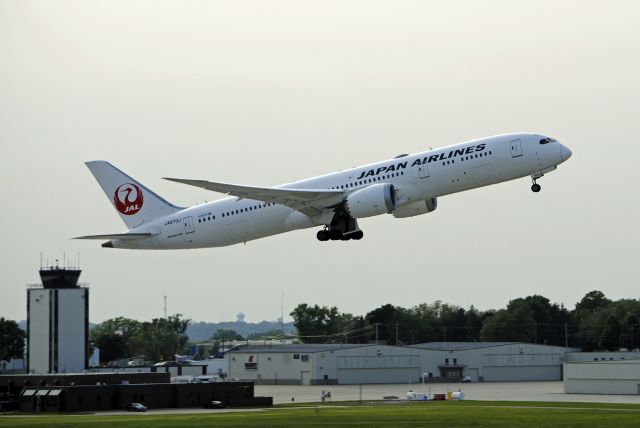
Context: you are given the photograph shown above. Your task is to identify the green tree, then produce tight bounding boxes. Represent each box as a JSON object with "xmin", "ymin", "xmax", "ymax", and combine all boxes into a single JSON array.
[
  {"xmin": 290, "ymin": 304, "xmax": 343, "ymax": 343},
  {"xmin": 90, "ymin": 317, "xmax": 142, "ymax": 363},
  {"xmin": 134, "ymin": 314, "xmax": 190, "ymax": 361},
  {"xmin": 0, "ymin": 318, "xmax": 25, "ymax": 361},
  {"xmin": 213, "ymin": 329, "xmax": 244, "ymax": 341},
  {"xmin": 463, "ymin": 305, "xmax": 485, "ymax": 342},
  {"xmin": 506, "ymin": 295, "xmax": 568, "ymax": 345},
  {"xmin": 576, "ymin": 290, "xmax": 612, "ymax": 313},
  {"xmin": 247, "ymin": 329, "xmax": 284, "ymax": 340},
  {"xmin": 365, "ymin": 304, "xmax": 399, "ymax": 344},
  {"xmin": 620, "ymin": 312, "xmax": 640, "ymax": 349},
  {"xmin": 598, "ymin": 313, "xmax": 622, "ymax": 350},
  {"xmin": 439, "ymin": 304, "xmax": 469, "ymax": 342},
  {"xmin": 480, "ymin": 306, "xmax": 536, "ymax": 342},
  {"xmin": 409, "ymin": 301, "xmax": 445, "ymax": 343},
  {"xmin": 572, "ymin": 291, "xmax": 614, "ymax": 351},
  {"xmin": 338, "ymin": 314, "xmax": 370, "ymax": 344}
]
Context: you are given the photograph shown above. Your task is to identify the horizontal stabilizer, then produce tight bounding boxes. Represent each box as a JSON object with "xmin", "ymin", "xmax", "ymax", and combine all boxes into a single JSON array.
[
  {"xmin": 163, "ymin": 177, "xmax": 344, "ymax": 216},
  {"xmin": 74, "ymin": 233, "xmax": 155, "ymax": 240}
]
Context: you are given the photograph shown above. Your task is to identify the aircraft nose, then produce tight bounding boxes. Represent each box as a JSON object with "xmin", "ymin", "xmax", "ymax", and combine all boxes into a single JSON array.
[{"xmin": 560, "ymin": 145, "xmax": 572, "ymax": 162}]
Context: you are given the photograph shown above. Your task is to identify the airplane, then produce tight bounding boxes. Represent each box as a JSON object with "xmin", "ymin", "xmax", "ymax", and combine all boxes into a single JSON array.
[{"xmin": 75, "ymin": 133, "xmax": 572, "ymax": 249}]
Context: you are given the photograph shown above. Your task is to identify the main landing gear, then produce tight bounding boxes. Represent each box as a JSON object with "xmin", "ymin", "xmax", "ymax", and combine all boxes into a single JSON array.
[
  {"xmin": 316, "ymin": 229, "xmax": 364, "ymax": 241},
  {"xmin": 317, "ymin": 209, "xmax": 363, "ymax": 241}
]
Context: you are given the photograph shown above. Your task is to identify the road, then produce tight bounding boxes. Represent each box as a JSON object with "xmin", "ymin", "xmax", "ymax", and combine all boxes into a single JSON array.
[{"xmin": 255, "ymin": 381, "xmax": 640, "ymax": 405}]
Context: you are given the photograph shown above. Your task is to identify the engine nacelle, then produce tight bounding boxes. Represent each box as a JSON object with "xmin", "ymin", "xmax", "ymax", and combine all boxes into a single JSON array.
[
  {"xmin": 345, "ymin": 183, "xmax": 396, "ymax": 218},
  {"xmin": 392, "ymin": 198, "xmax": 438, "ymax": 218}
]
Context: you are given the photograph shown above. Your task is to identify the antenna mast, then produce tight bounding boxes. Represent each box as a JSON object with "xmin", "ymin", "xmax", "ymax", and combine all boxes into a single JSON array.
[{"xmin": 280, "ymin": 292, "xmax": 284, "ymax": 334}]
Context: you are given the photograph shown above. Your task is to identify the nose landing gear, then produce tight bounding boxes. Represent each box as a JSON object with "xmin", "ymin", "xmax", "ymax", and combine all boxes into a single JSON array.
[
  {"xmin": 531, "ymin": 181, "xmax": 541, "ymax": 192},
  {"xmin": 531, "ymin": 173, "xmax": 542, "ymax": 192}
]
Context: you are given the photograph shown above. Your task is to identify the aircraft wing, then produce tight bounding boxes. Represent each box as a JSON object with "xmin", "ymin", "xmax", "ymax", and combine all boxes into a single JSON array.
[
  {"xmin": 74, "ymin": 233, "xmax": 156, "ymax": 240},
  {"xmin": 164, "ymin": 178, "xmax": 345, "ymax": 216}
]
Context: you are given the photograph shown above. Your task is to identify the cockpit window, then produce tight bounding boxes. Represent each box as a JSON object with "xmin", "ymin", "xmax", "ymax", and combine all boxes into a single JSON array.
[{"xmin": 540, "ymin": 137, "xmax": 558, "ymax": 144}]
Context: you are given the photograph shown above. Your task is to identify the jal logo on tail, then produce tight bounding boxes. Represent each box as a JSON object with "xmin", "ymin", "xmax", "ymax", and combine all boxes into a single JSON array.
[{"xmin": 113, "ymin": 183, "xmax": 144, "ymax": 215}]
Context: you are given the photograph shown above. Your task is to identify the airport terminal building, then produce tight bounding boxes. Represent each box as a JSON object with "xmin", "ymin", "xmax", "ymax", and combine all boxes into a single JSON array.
[{"xmin": 227, "ymin": 342, "xmax": 575, "ymax": 385}]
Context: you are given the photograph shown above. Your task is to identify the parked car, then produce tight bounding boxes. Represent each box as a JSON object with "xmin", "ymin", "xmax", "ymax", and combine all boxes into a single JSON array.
[
  {"xmin": 127, "ymin": 402, "xmax": 147, "ymax": 412},
  {"xmin": 461, "ymin": 376, "xmax": 472, "ymax": 382},
  {"xmin": 0, "ymin": 400, "xmax": 19, "ymax": 412},
  {"xmin": 203, "ymin": 400, "xmax": 225, "ymax": 409}
]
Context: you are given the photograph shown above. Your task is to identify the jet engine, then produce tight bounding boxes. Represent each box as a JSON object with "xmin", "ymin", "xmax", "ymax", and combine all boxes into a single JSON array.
[
  {"xmin": 344, "ymin": 183, "xmax": 396, "ymax": 218},
  {"xmin": 392, "ymin": 198, "xmax": 437, "ymax": 218}
]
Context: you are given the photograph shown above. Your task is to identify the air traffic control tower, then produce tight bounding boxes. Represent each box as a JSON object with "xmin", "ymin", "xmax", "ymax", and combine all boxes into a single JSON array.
[{"xmin": 27, "ymin": 264, "xmax": 89, "ymax": 374}]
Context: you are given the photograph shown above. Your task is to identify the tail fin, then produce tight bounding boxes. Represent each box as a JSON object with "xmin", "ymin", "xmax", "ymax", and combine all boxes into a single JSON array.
[{"xmin": 85, "ymin": 161, "xmax": 183, "ymax": 229}]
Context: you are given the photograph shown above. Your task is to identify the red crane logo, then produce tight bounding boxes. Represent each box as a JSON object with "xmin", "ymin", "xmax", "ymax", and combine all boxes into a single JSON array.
[{"xmin": 113, "ymin": 183, "xmax": 144, "ymax": 215}]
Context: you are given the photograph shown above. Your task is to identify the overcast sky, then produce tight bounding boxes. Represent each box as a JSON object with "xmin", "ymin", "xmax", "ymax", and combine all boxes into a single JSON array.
[{"xmin": 1, "ymin": 1, "xmax": 638, "ymax": 324}]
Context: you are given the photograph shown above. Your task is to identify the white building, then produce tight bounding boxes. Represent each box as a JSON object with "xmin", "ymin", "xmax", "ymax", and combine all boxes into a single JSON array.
[
  {"xmin": 564, "ymin": 359, "xmax": 640, "ymax": 395},
  {"xmin": 409, "ymin": 342, "xmax": 574, "ymax": 382},
  {"xmin": 227, "ymin": 342, "xmax": 575, "ymax": 385},
  {"xmin": 0, "ymin": 358, "xmax": 25, "ymax": 372},
  {"xmin": 565, "ymin": 351, "xmax": 640, "ymax": 363},
  {"xmin": 27, "ymin": 267, "xmax": 89, "ymax": 374}
]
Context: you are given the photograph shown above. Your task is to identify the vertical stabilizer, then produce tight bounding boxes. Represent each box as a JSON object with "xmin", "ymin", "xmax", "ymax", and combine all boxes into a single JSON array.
[{"xmin": 85, "ymin": 161, "xmax": 183, "ymax": 229}]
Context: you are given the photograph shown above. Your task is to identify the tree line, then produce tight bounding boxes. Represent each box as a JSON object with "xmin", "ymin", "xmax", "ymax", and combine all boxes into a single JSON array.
[
  {"xmin": 2, "ymin": 290, "xmax": 637, "ymax": 366},
  {"xmin": 289, "ymin": 291, "xmax": 640, "ymax": 351},
  {"xmin": 90, "ymin": 315, "xmax": 190, "ymax": 363}
]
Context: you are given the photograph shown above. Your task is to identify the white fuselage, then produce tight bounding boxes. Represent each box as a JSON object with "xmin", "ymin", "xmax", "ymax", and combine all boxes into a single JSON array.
[{"xmin": 115, "ymin": 133, "xmax": 570, "ymax": 249}]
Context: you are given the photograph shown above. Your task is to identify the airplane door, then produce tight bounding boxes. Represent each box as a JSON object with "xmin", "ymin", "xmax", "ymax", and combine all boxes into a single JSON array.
[
  {"xmin": 510, "ymin": 139, "xmax": 523, "ymax": 158},
  {"xmin": 183, "ymin": 216, "xmax": 195, "ymax": 235},
  {"xmin": 418, "ymin": 163, "xmax": 430, "ymax": 178}
]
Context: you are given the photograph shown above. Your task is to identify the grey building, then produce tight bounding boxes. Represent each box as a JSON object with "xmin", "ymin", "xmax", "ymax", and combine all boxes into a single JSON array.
[
  {"xmin": 228, "ymin": 342, "xmax": 575, "ymax": 385},
  {"xmin": 27, "ymin": 266, "xmax": 89, "ymax": 374},
  {"xmin": 564, "ymin": 359, "xmax": 640, "ymax": 395},
  {"xmin": 408, "ymin": 342, "xmax": 575, "ymax": 382},
  {"xmin": 564, "ymin": 351, "xmax": 640, "ymax": 395}
]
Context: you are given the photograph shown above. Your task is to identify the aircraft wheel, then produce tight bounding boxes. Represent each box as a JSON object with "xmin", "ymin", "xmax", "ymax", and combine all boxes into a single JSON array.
[
  {"xmin": 317, "ymin": 230, "xmax": 329, "ymax": 241},
  {"xmin": 352, "ymin": 231, "xmax": 364, "ymax": 240},
  {"xmin": 328, "ymin": 230, "xmax": 342, "ymax": 240},
  {"xmin": 531, "ymin": 183, "xmax": 541, "ymax": 193}
]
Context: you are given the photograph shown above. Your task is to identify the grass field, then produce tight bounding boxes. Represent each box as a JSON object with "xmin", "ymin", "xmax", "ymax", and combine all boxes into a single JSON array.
[{"xmin": 1, "ymin": 401, "xmax": 640, "ymax": 427}]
